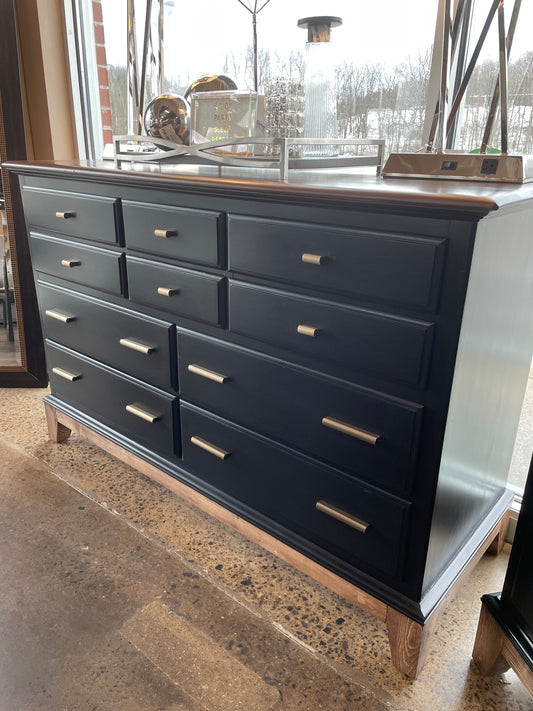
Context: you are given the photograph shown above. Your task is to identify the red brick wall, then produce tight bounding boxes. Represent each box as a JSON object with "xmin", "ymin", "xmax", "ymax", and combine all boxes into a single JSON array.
[{"xmin": 92, "ymin": 0, "xmax": 112, "ymax": 146}]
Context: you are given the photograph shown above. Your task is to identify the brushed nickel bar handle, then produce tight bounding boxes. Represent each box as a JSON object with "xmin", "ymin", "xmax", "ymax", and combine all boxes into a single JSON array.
[
  {"xmin": 187, "ymin": 363, "xmax": 229, "ymax": 384},
  {"xmin": 45, "ymin": 309, "xmax": 76, "ymax": 324},
  {"xmin": 52, "ymin": 366, "xmax": 82, "ymax": 382},
  {"xmin": 297, "ymin": 324, "xmax": 319, "ymax": 338},
  {"xmin": 190, "ymin": 435, "xmax": 230, "ymax": 460},
  {"xmin": 316, "ymin": 500, "xmax": 369, "ymax": 534},
  {"xmin": 119, "ymin": 337, "xmax": 157, "ymax": 355},
  {"xmin": 301, "ymin": 253, "xmax": 325, "ymax": 265},
  {"xmin": 157, "ymin": 286, "xmax": 180, "ymax": 297},
  {"xmin": 61, "ymin": 259, "xmax": 81, "ymax": 268},
  {"xmin": 125, "ymin": 403, "xmax": 160, "ymax": 423},
  {"xmin": 56, "ymin": 211, "xmax": 75, "ymax": 219},
  {"xmin": 154, "ymin": 228, "xmax": 177, "ymax": 238},
  {"xmin": 322, "ymin": 416, "xmax": 381, "ymax": 446}
]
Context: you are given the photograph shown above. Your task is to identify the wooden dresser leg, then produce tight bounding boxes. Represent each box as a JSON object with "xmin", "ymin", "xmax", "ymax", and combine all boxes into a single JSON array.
[
  {"xmin": 472, "ymin": 603, "xmax": 511, "ymax": 675},
  {"xmin": 44, "ymin": 402, "xmax": 72, "ymax": 444},
  {"xmin": 486, "ymin": 510, "xmax": 511, "ymax": 555},
  {"xmin": 386, "ymin": 608, "xmax": 435, "ymax": 678}
]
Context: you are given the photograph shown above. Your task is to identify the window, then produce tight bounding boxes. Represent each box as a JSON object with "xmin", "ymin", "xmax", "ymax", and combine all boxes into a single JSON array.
[
  {"xmin": 72, "ymin": 0, "xmax": 533, "ymax": 159},
  {"xmin": 90, "ymin": 0, "xmax": 440, "ymax": 156}
]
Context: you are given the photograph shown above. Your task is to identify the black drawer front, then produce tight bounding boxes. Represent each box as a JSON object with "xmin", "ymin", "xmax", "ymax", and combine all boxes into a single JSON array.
[
  {"xmin": 229, "ymin": 215, "xmax": 446, "ymax": 309},
  {"xmin": 178, "ymin": 332, "xmax": 422, "ymax": 495},
  {"xmin": 22, "ymin": 186, "xmax": 118, "ymax": 244},
  {"xmin": 38, "ymin": 281, "xmax": 175, "ymax": 391},
  {"xmin": 30, "ymin": 233, "xmax": 124, "ymax": 296},
  {"xmin": 180, "ymin": 404, "xmax": 409, "ymax": 579},
  {"xmin": 46, "ymin": 342, "xmax": 178, "ymax": 458},
  {"xmin": 127, "ymin": 256, "xmax": 224, "ymax": 326},
  {"xmin": 123, "ymin": 200, "xmax": 223, "ymax": 267},
  {"xmin": 229, "ymin": 281, "xmax": 434, "ymax": 387}
]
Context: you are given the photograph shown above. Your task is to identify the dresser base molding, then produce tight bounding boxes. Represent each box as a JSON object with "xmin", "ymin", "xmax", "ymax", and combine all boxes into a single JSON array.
[{"xmin": 44, "ymin": 400, "xmax": 510, "ymax": 679}]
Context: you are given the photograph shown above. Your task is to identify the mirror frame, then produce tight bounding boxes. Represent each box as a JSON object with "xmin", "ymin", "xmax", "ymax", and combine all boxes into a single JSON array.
[{"xmin": 0, "ymin": 0, "xmax": 47, "ymax": 387}]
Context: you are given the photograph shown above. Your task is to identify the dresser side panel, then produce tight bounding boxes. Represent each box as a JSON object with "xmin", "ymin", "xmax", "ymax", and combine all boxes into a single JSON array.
[{"xmin": 423, "ymin": 200, "xmax": 533, "ymax": 593}]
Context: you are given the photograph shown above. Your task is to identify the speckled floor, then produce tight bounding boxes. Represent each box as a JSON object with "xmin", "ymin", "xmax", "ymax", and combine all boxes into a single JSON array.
[{"xmin": 0, "ymin": 387, "xmax": 532, "ymax": 710}]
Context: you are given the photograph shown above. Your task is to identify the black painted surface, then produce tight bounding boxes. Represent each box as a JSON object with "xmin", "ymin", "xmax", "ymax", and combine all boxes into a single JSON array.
[
  {"xmin": 22, "ymin": 186, "xmax": 119, "ymax": 245},
  {"xmin": 178, "ymin": 331, "xmax": 422, "ymax": 496},
  {"xmin": 10, "ymin": 160, "xmax": 526, "ymax": 617},
  {"xmin": 46, "ymin": 341, "xmax": 179, "ymax": 458},
  {"xmin": 29, "ymin": 233, "xmax": 124, "ymax": 296},
  {"xmin": 499, "ymin": 455, "xmax": 533, "ymax": 648},
  {"xmin": 228, "ymin": 215, "xmax": 447, "ymax": 310},
  {"xmin": 37, "ymin": 280, "xmax": 176, "ymax": 391},
  {"xmin": 180, "ymin": 402, "xmax": 410, "ymax": 579},
  {"xmin": 127, "ymin": 255, "xmax": 224, "ymax": 326},
  {"xmin": 229, "ymin": 280, "xmax": 435, "ymax": 387},
  {"xmin": 123, "ymin": 199, "xmax": 224, "ymax": 267}
]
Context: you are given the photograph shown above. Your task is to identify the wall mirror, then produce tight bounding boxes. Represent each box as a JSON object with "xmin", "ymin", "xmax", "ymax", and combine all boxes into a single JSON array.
[{"xmin": 0, "ymin": 0, "xmax": 47, "ymax": 386}]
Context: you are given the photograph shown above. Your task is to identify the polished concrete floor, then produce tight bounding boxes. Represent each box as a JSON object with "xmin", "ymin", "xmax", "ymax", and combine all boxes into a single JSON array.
[{"xmin": 0, "ymin": 388, "xmax": 532, "ymax": 711}]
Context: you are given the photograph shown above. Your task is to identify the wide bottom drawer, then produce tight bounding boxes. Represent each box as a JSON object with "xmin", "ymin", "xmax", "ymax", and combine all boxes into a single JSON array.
[
  {"xmin": 180, "ymin": 403, "xmax": 410, "ymax": 580},
  {"xmin": 46, "ymin": 341, "xmax": 179, "ymax": 458}
]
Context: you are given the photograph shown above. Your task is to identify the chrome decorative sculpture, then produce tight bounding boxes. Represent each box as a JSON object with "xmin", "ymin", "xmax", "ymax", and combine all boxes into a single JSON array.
[
  {"xmin": 126, "ymin": 0, "xmax": 166, "ymax": 136},
  {"xmin": 383, "ymin": 0, "xmax": 532, "ymax": 182},
  {"xmin": 235, "ymin": 0, "xmax": 272, "ymax": 92},
  {"xmin": 144, "ymin": 94, "xmax": 190, "ymax": 143}
]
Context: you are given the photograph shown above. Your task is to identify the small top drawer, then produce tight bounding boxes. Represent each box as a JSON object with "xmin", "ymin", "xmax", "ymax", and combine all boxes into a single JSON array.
[
  {"xmin": 123, "ymin": 200, "xmax": 223, "ymax": 267},
  {"xmin": 127, "ymin": 255, "xmax": 225, "ymax": 326},
  {"xmin": 178, "ymin": 332, "xmax": 423, "ymax": 495},
  {"xmin": 228, "ymin": 215, "xmax": 447, "ymax": 309},
  {"xmin": 38, "ymin": 281, "xmax": 175, "ymax": 391},
  {"xmin": 229, "ymin": 281, "xmax": 434, "ymax": 388},
  {"xmin": 22, "ymin": 186, "xmax": 119, "ymax": 245},
  {"xmin": 30, "ymin": 233, "xmax": 124, "ymax": 296}
]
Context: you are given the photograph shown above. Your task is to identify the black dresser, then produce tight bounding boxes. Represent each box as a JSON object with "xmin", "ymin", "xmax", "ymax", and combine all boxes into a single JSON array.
[
  {"xmin": 473, "ymin": 454, "xmax": 533, "ymax": 695},
  {"xmin": 9, "ymin": 160, "xmax": 533, "ymax": 677}
]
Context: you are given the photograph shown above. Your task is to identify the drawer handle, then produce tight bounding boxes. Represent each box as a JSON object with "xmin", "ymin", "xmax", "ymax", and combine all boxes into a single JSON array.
[
  {"xmin": 301, "ymin": 253, "xmax": 325, "ymax": 265},
  {"xmin": 322, "ymin": 416, "xmax": 381, "ymax": 446},
  {"xmin": 187, "ymin": 363, "xmax": 229, "ymax": 384},
  {"xmin": 119, "ymin": 338, "xmax": 157, "ymax": 355},
  {"xmin": 52, "ymin": 366, "xmax": 82, "ymax": 382},
  {"xmin": 154, "ymin": 228, "xmax": 178, "ymax": 238},
  {"xmin": 190, "ymin": 435, "xmax": 230, "ymax": 460},
  {"xmin": 61, "ymin": 259, "xmax": 81, "ymax": 268},
  {"xmin": 297, "ymin": 324, "xmax": 319, "ymax": 338},
  {"xmin": 56, "ymin": 211, "xmax": 75, "ymax": 219},
  {"xmin": 157, "ymin": 287, "xmax": 180, "ymax": 297},
  {"xmin": 316, "ymin": 500, "xmax": 369, "ymax": 534},
  {"xmin": 125, "ymin": 403, "xmax": 161, "ymax": 423},
  {"xmin": 45, "ymin": 309, "xmax": 76, "ymax": 324}
]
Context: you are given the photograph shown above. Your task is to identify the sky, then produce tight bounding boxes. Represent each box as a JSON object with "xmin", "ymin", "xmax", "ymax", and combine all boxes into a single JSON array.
[{"xmin": 102, "ymin": 0, "xmax": 533, "ymax": 88}]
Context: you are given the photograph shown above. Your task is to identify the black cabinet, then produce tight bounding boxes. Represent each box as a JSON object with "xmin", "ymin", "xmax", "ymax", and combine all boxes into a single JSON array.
[
  {"xmin": 473, "ymin": 456, "xmax": 533, "ymax": 695},
  {"xmin": 10, "ymin": 160, "xmax": 533, "ymax": 678}
]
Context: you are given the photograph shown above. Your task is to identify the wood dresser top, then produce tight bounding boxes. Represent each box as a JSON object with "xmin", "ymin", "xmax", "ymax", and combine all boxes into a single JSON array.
[{"xmin": 6, "ymin": 158, "xmax": 533, "ymax": 217}]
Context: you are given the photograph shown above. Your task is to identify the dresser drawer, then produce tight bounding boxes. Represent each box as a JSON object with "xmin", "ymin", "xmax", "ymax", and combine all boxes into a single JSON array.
[
  {"xmin": 127, "ymin": 255, "xmax": 224, "ymax": 326},
  {"xmin": 229, "ymin": 216, "xmax": 446, "ymax": 309},
  {"xmin": 38, "ymin": 281, "xmax": 175, "ymax": 391},
  {"xmin": 22, "ymin": 186, "xmax": 118, "ymax": 244},
  {"xmin": 123, "ymin": 199, "xmax": 223, "ymax": 267},
  {"xmin": 229, "ymin": 281, "xmax": 434, "ymax": 387},
  {"xmin": 46, "ymin": 342, "xmax": 178, "ymax": 458},
  {"xmin": 178, "ymin": 332, "xmax": 422, "ymax": 495},
  {"xmin": 181, "ymin": 404, "xmax": 409, "ymax": 579},
  {"xmin": 30, "ymin": 233, "xmax": 124, "ymax": 296}
]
